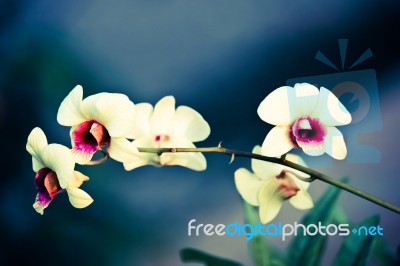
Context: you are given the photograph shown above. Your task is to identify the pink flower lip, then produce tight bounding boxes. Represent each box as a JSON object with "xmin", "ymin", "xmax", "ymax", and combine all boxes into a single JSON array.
[
  {"xmin": 290, "ymin": 116, "xmax": 326, "ymax": 149},
  {"xmin": 72, "ymin": 120, "xmax": 111, "ymax": 155},
  {"xmin": 34, "ymin": 167, "xmax": 62, "ymax": 207}
]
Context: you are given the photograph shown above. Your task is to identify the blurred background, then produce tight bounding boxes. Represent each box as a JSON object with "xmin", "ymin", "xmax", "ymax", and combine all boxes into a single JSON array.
[{"xmin": 0, "ymin": 0, "xmax": 399, "ymax": 265}]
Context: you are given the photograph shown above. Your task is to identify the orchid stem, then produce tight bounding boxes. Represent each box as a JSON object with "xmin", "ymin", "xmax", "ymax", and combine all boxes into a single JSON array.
[{"xmin": 138, "ymin": 146, "xmax": 400, "ymax": 214}]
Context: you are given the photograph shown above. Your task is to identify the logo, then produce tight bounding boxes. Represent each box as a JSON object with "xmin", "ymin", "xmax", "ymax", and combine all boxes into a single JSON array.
[{"xmin": 187, "ymin": 219, "xmax": 383, "ymax": 241}]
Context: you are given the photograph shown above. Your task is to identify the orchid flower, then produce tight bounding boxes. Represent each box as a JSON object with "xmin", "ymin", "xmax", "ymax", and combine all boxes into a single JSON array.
[
  {"xmin": 57, "ymin": 85, "xmax": 138, "ymax": 164},
  {"xmin": 235, "ymin": 146, "xmax": 313, "ymax": 224},
  {"xmin": 123, "ymin": 96, "xmax": 210, "ymax": 171},
  {"xmin": 26, "ymin": 127, "xmax": 93, "ymax": 214},
  {"xmin": 257, "ymin": 83, "xmax": 351, "ymax": 160}
]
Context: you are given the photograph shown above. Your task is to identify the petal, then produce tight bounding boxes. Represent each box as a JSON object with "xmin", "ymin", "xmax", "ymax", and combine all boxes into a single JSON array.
[
  {"xmin": 257, "ymin": 83, "xmax": 320, "ymax": 126},
  {"xmin": 72, "ymin": 148, "xmax": 94, "ymax": 165},
  {"xmin": 32, "ymin": 157, "xmax": 45, "ymax": 172},
  {"xmin": 312, "ymin": 87, "xmax": 352, "ymax": 126},
  {"xmin": 40, "ymin": 144, "xmax": 75, "ymax": 188},
  {"xmin": 69, "ymin": 171, "xmax": 89, "ymax": 188},
  {"xmin": 324, "ymin": 127, "xmax": 347, "ymax": 160},
  {"xmin": 251, "ymin": 146, "xmax": 282, "ymax": 180},
  {"xmin": 171, "ymin": 106, "xmax": 211, "ymax": 142},
  {"xmin": 107, "ymin": 137, "xmax": 139, "ymax": 163},
  {"xmin": 289, "ymin": 189, "xmax": 314, "ymax": 210},
  {"xmin": 258, "ymin": 179, "xmax": 283, "ymax": 224},
  {"xmin": 283, "ymin": 154, "xmax": 311, "ymax": 189},
  {"xmin": 261, "ymin": 126, "xmax": 295, "ymax": 157},
  {"xmin": 257, "ymin": 86, "xmax": 292, "ymax": 126},
  {"xmin": 158, "ymin": 137, "xmax": 207, "ymax": 171},
  {"xmin": 290, "ymin": 83, "xmax": 320, "ymax": 119},
  {"xmin": 150, "ymin": 96, "xmax": 176, "ymax": 135},
  {"xmin": 234, "ymin": 168, "xmax": 263, "ymax": 206},
  {"xmin": 57, "ymin": 85, "xmax": 87, "ymax": 126},
  {"xmin": 126, "ymin": 103, "xmax": 153, "ymax": 139},
  {"xmin": 123, "ymin": 136, "xmax": 160, "ymax": 170},
  {"xmin": 26, "ymin": 127, "xmax": 48, "ymax": 159},
  {"xmin": 66, "ymin": 187, "xmax": 93, "ymax": 208},
  {"xmin": 33, "ymin": 198, "xmax": 48, "ymax": 215},
  {"xmin": 160, "ymin": 151, "xmax": 207, "ymax": 171},
  {"xmin": 301, "ymin": 147, "xmax": 325, "ymax": 157},
  {"xmin": 82, "ymin": 92, "xmax": 136, "ymax": 137}
]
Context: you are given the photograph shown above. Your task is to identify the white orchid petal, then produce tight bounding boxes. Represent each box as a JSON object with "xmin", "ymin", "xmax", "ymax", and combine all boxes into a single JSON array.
[
  {"xmin": 123, "ymin": 136, "xmax": 160, "ymax": 170},
  {"xmin": 41, "ymin": 144, "xmax": 75, "ymax": 188},
  {"xmin": 150, "ymin": 96, "xmax": 176, "ymax": 134},
  {"xmin": 160, "ymin": 152, "xmax": 207, "ymax": 171},
  {"xmin": 312, "ymin": 87, "xmax": 351, "ymax": 126},
  {"xmin": 324, "ymin": 127, "xmax": 347, "ymax": 160},
  {"xmin": 302, "ymin": 148, "xmax": 325, "ymax": 157},
  {"xmin": 26, "ymin": 128, "xmax": 47, "ymax": 172},
  {"xmin": 33, "ymin": 197, "xmax": 46, "ymax": 215},
  {"xmin": 289, "ymin": 189, "xmax": 314, "ymax": 210},
  {"xmin": 251, "ymin": 146, "xmax": 282, "ymax": 180},
  {"xmin": 257, "ymin": 86, "xmax": 292, "ymax": 126},
  {"xmin": 72, "ymin": 149, "xmax": 94, "ymax": 165},
  {"xmin": 82, "ymin": 92, "xmax": 136, "ymax": 137},
  {"xmin": 32, "ymin": 157, "xmax": 45, "ymax": 172},
  {"xmin": 108, "ymin": 137, "xmax": 139, "ymax": 163},
  {"xmin": 124, "ymin": 159, "xmax": 156, "ymax": 171},
  {"xmin": 66, "ymin": 187, "xmax": 93, "ymax": 208},
  {"xmin": 290, "ymin": 83, "xmax": 320, "ymax": 118},
  {"xmin": 287, "ymin": 173, "xmax": 311, "ymax": 190},
  {"xmin": 258, "ymin": 179, "xmax": 283, "ymax": 224},
  {"xmin": 283, "ymin": 153, "xmax": 311, "ymax": 181},
  {"xmin": 261, "ymin": 126, "xmax": 295, "ymax": 157},
  {"xmin": 69, "ymin": 171, "xmax": 89, "ymax": 188},
  {"xmin": 57, "ymin": 85, "xmax": 87, "ymax": 126},
  {"xmin": 157, "ymin": 137, "xmax": 207, "ymax": 170},
  {"xmin": 171, "ymin": 106, "xmax": 210, "ymax": 142},
  {"xmin": 26, "ymin": 127, "xmax": 48, "ymax": 155},
  {"xmin": 234, "ymin": 168, "xmax": 263, "ymax": 206},
  {"xmin": 127, "ymin": 103, "xmax": 153, "ymax": 139}
]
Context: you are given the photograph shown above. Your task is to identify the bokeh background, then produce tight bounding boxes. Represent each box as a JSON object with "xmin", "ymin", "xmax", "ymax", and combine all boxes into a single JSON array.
[{"xmin": 1, "ymin": 1, "xmax": 399, "ymax": 265}]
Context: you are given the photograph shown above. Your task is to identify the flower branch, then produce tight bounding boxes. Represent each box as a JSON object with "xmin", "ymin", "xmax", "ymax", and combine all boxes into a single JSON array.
[
  {"xmin": 138, "ymin": 146, "xmax": 400, "ymax": 214},
  {"xmin": 28, "ymin": 83, "xmax": 397, "ymax": 222}
]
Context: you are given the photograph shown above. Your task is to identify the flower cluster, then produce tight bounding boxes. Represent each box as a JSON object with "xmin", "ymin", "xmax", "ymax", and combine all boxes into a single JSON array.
[
  {"xmin": 27, "ymin": 85, "xmax": 211, "ymax": 214},
  {"xmin": 27, "ymin": 83, "xmax": 350, "ymax": 223}
]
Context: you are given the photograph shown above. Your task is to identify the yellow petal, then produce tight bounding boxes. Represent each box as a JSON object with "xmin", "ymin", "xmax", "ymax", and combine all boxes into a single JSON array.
[
  {"xmin": 171, "ymin": 105, "xmax": 210, "ymax": 142},
  {"xmin": 41, "ymin": 144, "xmax": 75, "ymax": 188},
  {"xmin": 82, "ymin": 92, "xmax": 136, "ymax": 137},
  {"xmin": 57, "ymin": 85, "xmax": 87, "ymax": 126},
  {"xmin": 234, "ymin": 168, "xmax": 262, "ymax": 206},
  {"xmin": 67, "ymin": 187, "xmax": 93, "ymax": 208},
  {"xmin": 150, "ymin": 96, "xmax": 176, "ymax": 135},
  {"xmin": 261, "ymin": 126, "xmax": 295, "ymax": 157},
  {"xmin": 258, "ymin": 179, "xmax": 283, "ymax": 224},
  {"xmin": 69, "ymin": 171, "xmax": 89, "ymax": 188}
]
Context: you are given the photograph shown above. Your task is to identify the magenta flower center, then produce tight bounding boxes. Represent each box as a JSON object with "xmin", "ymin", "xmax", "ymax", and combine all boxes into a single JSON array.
[
  {"xmin": 154, "ymin": 134, "xmax": 170, "ymax": 148},
  {"xmin": 72, "ymin": 120, "xmax": 111, "ymax": 154},
  {"xmin": 289, "ymin": 116, "xmax": 326, "ymax": 149},
  {"xmin": 34, "ymin": 167, "xmax": 62, "ymax": 206}
]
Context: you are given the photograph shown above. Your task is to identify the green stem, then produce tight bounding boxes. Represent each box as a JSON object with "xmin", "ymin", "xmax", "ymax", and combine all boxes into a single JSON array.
[{"xmin": 138, "ymin": 146, "xmax": 400, "ymax": 214}]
